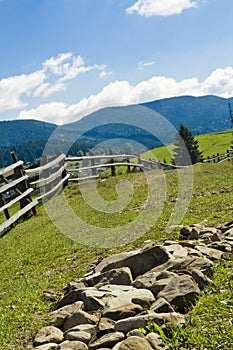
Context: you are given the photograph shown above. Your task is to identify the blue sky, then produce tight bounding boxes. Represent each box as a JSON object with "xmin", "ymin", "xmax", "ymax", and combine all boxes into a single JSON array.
[{"xmin": 0, "ymin": 0, "xmax": 233, "ymax": 124}]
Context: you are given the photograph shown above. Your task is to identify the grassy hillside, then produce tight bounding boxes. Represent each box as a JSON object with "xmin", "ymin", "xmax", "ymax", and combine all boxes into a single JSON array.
[
  {"xmin": 0, "ymin": 161, "xmax": 232, "ymax": 349},
  {"xmin": 142, "ymin": 129, "xmax": 233, "ymax": 163}
]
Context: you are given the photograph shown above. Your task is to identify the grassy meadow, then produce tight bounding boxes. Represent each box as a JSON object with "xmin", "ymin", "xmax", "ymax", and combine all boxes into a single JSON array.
[
  {"xmin": 143, "ymin": 129, "xmax": 233, "ymax": 163},
  {"xmin": 0, "ymin": 129, "xmax": 232, "ymax": 349}
]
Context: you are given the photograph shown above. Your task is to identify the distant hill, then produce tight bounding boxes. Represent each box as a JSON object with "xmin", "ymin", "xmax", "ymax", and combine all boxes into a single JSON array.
[
  {"xmin": 0, "ymin": 95, "xmax": 233, "ymax": 167},
  {"xmin": 0, "ymin": 119, "xmax": 56, "ymax": 147}
]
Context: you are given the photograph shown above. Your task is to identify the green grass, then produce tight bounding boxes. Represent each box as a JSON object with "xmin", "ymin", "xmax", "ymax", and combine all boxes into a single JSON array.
[
  {"xmin": 142, "ymin": 129, "xmax": 233, "ymax": 163},
  {"xmin": 0, "ymin": 162, "xmax": 232, "ymax": 349}
]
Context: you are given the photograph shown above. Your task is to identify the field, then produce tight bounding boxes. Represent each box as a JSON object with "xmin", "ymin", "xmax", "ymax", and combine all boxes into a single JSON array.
[
  {"xmin": 0, "ymin": 159, "xmax": 232, "ymax": 349},
  {"xmin": 142, "ymin": 129, "xmax": 233, "ymax": 163}
]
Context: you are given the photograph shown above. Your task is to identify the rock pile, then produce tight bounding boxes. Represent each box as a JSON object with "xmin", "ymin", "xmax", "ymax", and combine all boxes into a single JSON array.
[{"xmin": 32, "ymin": 221, "xmax": 233, "ymax": 350}]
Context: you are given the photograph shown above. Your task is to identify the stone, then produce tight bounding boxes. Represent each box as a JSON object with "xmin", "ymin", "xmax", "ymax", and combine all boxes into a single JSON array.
[
  {"xmin": 102, "ymin": 287, "xmax": 154, "ymax": 320},
  {"xmin": 191, "ymin": 269, "xmax": 213, "ymax": 290},
  {"xmin": 63, "ymin": 310, "xmax": 99, "ymax": 332},
  {"xmin": 65, "ymin": 323, "xmax": 97, "ymax": 336},
  {"xmin": 33, "ymin": 343, "xmax": 59, "ymax": 350},
  {"xmin": 150, "ymin": 297, "xmax": 175, "ymax": 313},
  {"xmin": 98, "ymin": 317, "xmax": 115, "ymax": 334},
  {"xmin": 59, "ymin": 340, "xmax": 88, "ymax": 349},
  {"xmin": 224, "ymin": 227, "xmax": 233, "ymax": 236},
  {"xmin": 50, "ymin": 301, "xmax": 84, "ymax": 328},
  {"xmin": 146, "ymin": 332, "xmax": 164, "ymax": 350},
  {"xmin": 83, "ymin": 267, "xmax": 133, "ymax": 287},
  {"xmin": 157, "ymin": 275, "xmax": 201, "ymax": 312},
  {"xmin": 57, "ymin": 289, "xmax": 85, "ymax": 309},
  {"xmin": 132, "ymin": 270, "xmax": 177, "ymax": 295},
  {"xmin": 95, "ymin": 245, "xmax": 171, "ymax": 278},
  {"xmin": 81, "ymin": 288, "xmax": 108, "ymax": 311},
  {"xmin": 33, "ymin": 326, "xmax": 63, "ymax": 347},
  {"xmin": 126, "ymin": 329, "xmax": 145, "ymax": 338},
  {"xmin": 164, "ymin": 244, "xmax": 188, "ymax": 259},
  {"xmin": 115, "ymin": 311, "xmax": 185, "ymax": 334},
  {"xmin": 89, "ymin": 331, "xmax": 125, "ymax": 349},
  {"xmin": 112, "ymin": 336, "xmax": 154, "ymax": 350},
  {"xmin": 194, "ymin": 245, "xmax": 223, "ymax": 260},
  {"xmin": 103, "ymin": 301, "xmax": 143, "ymax": 321},
  {"xmin": 64, "ymin": 330, "xmax": 91, "ymax": 343}
]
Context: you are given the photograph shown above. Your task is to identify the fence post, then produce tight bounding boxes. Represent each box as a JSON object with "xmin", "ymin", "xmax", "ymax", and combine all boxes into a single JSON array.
[
  {"xmin": 137, "ymin": 154, "xmax": 143, "ymax": 172},
  {"xmin": 89, "ymin": 151, "xmax": 97, "ymax": 176},
  {"xmin": 0, "ymin": 193, "xmax": 10, "ymax": 221},
  {"xmin": 109, "ymin": 149, "xmax": 116, "ymax": 176},
  {"xmin": 126, "ymin": 156, "xmax": 131, "ymax": 173},
  {"xmin": 227, "ymin": 150, "xmax": 230, "ymax": 161},
  {"xmin": 10, "ymin": 151, "xmax": 36, "ymax": 215}
]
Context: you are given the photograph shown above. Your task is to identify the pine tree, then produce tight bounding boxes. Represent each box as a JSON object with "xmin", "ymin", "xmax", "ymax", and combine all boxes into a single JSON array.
[{"xmin": 172, "ymin": 124, "xmax": 203, "ymax": 166}]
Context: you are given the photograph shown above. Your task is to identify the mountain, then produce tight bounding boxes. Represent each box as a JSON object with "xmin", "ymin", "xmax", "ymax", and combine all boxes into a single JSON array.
[
  {"xmin": 0, "ymin": 95, "xmax": 233, "ymax": 167},
  {"xmin": 0, "ymin": 119, "xmax": 57, "ymax": 147}
]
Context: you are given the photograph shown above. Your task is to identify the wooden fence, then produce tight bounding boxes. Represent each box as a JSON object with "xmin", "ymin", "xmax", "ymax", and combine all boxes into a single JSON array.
[
  {"xmin": 25, "ymin": 153, "xmax": 70, "ymax": 201},
  {"xmin": 0, "ymin": 152, "xmax": 37, "ymax": 234},
  {"xmin": 66, "ymin": 153, "xmax": 145, "ymax": 181},
  {"xmin": 203, "ymin": 149, "xmax": 233, "ymax": 163},
  {"xmin": 1, "ymin": 147, "xmax": 232, "ymax": 234}
]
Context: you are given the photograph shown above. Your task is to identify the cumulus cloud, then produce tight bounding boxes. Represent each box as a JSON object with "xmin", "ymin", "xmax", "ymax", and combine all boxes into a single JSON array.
[
  {"xmin": 126, "ymin": 0, "xmax": 199, "ymax": 17},
  {"xmin": 0, "ymin": 70, "xmax": 45, "ymax": 113},
  {"xmin": 0, "ymin": 52, "xmax": 106, "ymax": 113},
  {"xmin": 18, "ymin": 66, "xmax": 233, "ymax": 125}
]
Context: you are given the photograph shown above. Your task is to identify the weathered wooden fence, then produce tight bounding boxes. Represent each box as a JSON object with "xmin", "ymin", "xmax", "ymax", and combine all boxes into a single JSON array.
[
  {"xmin": 66, "ymin": 153, "xmax": 144, "ymax": 181},
  {"xmin": 0, "ymin": 152, "xmax": 37, "ymax": 233},
  {"xmin": 25, "ymin": 153, "xmax": 70, "ymax": 201},
  {"xmin": 203, "ymin": 149, "xmax": 233, "ymax": 163}
]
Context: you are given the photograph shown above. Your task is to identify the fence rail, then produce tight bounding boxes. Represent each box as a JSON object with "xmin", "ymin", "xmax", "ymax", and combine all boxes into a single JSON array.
[
  {"xmin": 0, "ymin": 152, "xmax": 37, "ymax": 234},
  {"xmin": 203, "ymin": 149, "xmax": 233, "ymax": 163}
]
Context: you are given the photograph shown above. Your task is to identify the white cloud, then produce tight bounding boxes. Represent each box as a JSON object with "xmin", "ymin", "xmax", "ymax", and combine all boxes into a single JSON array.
[
  {"xmin": 126, "ymin": 0, "xmax": 199, "ymax": 17},
  {"xmin": 18, "ymin": 66, "xmax": 233, "ymax": 125},
  {"xmin": 0, "ymin": 52, "xmax": 106, "ymax": 113},
  {"xmin": 0, "ymin": 70, "xmax": 45, "ymax": 113},
  {"xmin": 138, "ymin": 60, "xmax": 156, "ymax": 70}
]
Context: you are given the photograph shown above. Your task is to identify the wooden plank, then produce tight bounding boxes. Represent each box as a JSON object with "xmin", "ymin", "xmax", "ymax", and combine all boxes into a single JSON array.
[
  {"xmin": 37, "ymin": 174, "xmax": 70, "ymax": 201},
  {"xmin": 25, "ymin": 154, "xmax": 66, "ymax": 174},
  {"xmin": 0, "ymin": 161, "xmax": 24, "ymax": 177},
  {"xmin": 0, "ymin": 175, "xmax": 28, "ymax": 195},
  {"xmin": 30, "ymin": 164, "xmax": 67, "ymax": 189},
  {"xmin": 77, "ymin": 162, "xmax": 144, "ymax": 172},
  {"xmin": 0, "ymin": 188, "xmax": 34, "ymax": 213},
  {"xmin": 65, "ymin": 154, "xmax": 136, "ymax": 162},
  {"xmin": 0, "ymin": 199, "xmax": 38, "ymax": 233}
]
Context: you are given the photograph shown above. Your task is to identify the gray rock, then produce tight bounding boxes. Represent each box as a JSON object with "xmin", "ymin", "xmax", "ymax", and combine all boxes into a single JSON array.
[
  {"xmin": 33, "ymin": 343, "xmax": 59, "ymax": 350},
  {"xmin": 150, "ymin": 297, "xmax": 175, "ymax": 313},
  {"xmin": 194, "ymin": 245, "xmax": 223, "ymax": 260},
  {"xmin": 102, "ymin": 287, "xmax": 154, "ymax": 320},
  {"xmin": 146, "ymin": 332, "xmax": 164, "ymax": 349},
  {"xmin": 57, "ymin": 289, "xmax": 85, "ymax": 309},
  {"xmin": 191, "ymin": 269, "xmax": 214, "ymax": 290},
  {"xmin": 164, "ymin": 243, "xmax": 188, "ymax": 259},
  {"xmin": 132, "ymin": 270, "xmax": 177, "ymax": 294},
  {"xmin": 95, "ymin": 245, "xmax": 171, "ymax": 278},
  {"xmin": 59, "ymin": 340, "xmax": 88, "ymax": 349},
  {"xmin": 63, "ymin": 310, "xmax": 99, "ymax": 332},
  {"xmin": 157, "ymin": 275, "xmax": 201, "ymax": 312},
  {"xmin": 103, "ymin": 301, "xmax": 143, "ymax": 321},
  {"xmin": 112, "ymin": 336, "xmax": 154, "ymax": 350},
  {"xmin": 65, "ymin": 323, "xmax": 96, "ymax": 336},
  {"xmin": 115, "ymin": 311, "xmax": 185, "ymax": 334},
  {"xmin": 83, "ymin": 267, "xmax": 133, "ymax": 287},
  {"xmin": 50, "ymin": 301, "xmax": 84, "ymax": 328},
  {"xmin": 81, "ymin": 288, "xmax": 108, "ymax": 311},
  {"xmin": 33, "ymin": 326, "xmax": 63, "ymax": 347},
  {"xmin": 98, "ymin": 284, "xmax": 134, "ymax": 296},
  {"xmin": 98, "ymin": 317, "xmax": 115, "ymax": 334},
  {"xmin": 64, "ymin": 330, "xmax": 91, "ymax": 343},
  {"xmin": 89, "ymin": 331, "xmax": 125, "ymax": 349},
  {"xmin": 126, "ymin": 329, "xmax": 145, "ymax": 338}
]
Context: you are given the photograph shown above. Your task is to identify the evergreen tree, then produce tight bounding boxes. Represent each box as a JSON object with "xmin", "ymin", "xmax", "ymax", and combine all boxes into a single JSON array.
[{"xmin": 172, "ymin": 124, "xmax": 203, "ymax": 165}]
